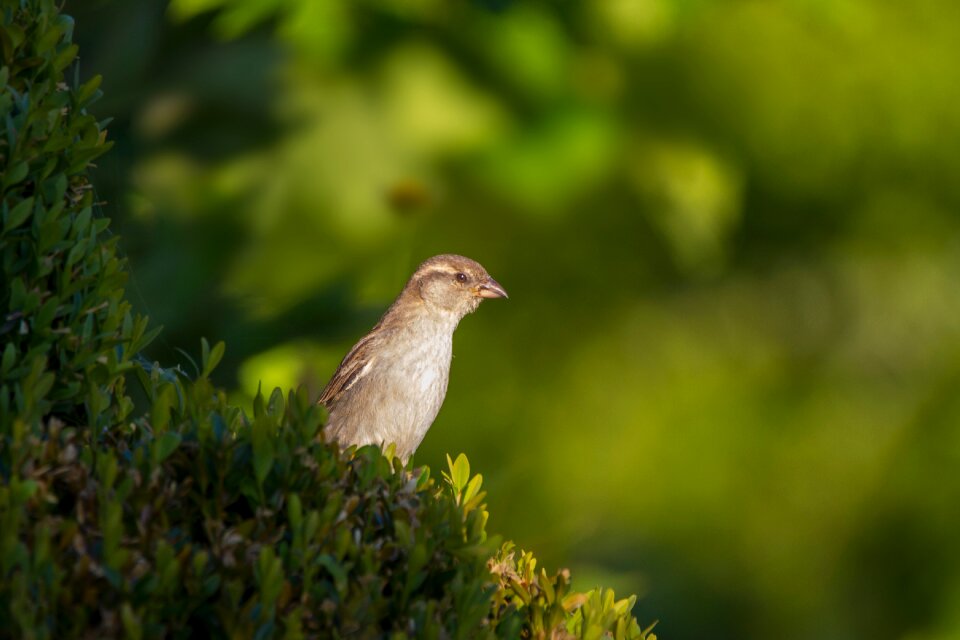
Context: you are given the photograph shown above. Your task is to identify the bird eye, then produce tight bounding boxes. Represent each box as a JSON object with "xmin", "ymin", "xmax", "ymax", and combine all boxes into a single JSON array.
[{"xmin": 455, "ymin": 272, "xmax": 468, "ymax": 283}]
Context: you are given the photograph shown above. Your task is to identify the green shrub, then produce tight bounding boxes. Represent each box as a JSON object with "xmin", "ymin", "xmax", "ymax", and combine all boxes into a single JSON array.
[
  {"xmin": 0, "ymin": 0, "xmax": 153, "ymax": 435},
  {"xmin": 0, "ymin": 2, "xmax": 656, "ymax": 638}
]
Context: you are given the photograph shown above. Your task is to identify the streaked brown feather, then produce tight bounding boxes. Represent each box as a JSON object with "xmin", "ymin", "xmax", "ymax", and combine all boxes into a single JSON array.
[{"xmin": 318, "ymin": 332, "xmax": 379, "ymax": 405}]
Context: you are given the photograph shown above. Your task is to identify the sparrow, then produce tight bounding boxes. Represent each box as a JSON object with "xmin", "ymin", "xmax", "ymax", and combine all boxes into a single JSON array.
[{"xmin": 318, "ymin": 254, "xmax": 508, "ymax": 461}]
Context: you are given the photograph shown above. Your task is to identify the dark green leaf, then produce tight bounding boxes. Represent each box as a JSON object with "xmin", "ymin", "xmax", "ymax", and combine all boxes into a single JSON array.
[
  {"xmin": 252, "ymin": 417, "xmax": 275, "ymax": 485},
  {"xmin": 154, "ymin": 431, "xmax": 182, "ymax": 463},
  {"xmin": 1, "ymin": 342, "xmax": 15, "ymax": 375},
  {"xmin": 5, "ymin": 196, "xmax": 33, "ymax": 230},
  {"xmin": 3, "ymin": 161, "xmax": 27, "ymax": 188},
  {"xmin": 77, "ymin": 74, "xmax": 102, "ymax": 106}
]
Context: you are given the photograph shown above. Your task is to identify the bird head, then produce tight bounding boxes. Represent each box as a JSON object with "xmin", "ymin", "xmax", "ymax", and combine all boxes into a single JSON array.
[{"xmin": 410, "ymin": 254, "xmax": 508, "ymax": 318}]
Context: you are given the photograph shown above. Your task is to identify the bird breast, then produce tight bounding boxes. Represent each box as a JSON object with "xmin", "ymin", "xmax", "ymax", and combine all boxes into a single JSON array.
[
  {"xmin": 368, "ymin": 318, "xmax": 454, "ymax": 450},
  {"xmin": 386, "ymin": 329, "xmax": 451, "ymax": 408}
]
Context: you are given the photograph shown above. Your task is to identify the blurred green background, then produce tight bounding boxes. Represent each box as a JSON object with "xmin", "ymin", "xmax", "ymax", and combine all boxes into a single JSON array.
[{"xmin": 71, "ymin": 1, "xmax": 960, "ymax": 638}]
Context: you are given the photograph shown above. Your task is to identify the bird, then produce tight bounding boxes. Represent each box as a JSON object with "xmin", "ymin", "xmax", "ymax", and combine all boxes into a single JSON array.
[{"xmin": 318, "ymin": 254, "xmax": 508, "ymax": 461}]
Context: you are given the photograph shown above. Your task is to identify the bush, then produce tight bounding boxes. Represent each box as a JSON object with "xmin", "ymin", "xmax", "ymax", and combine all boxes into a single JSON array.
[{"xmin": 0, "ymin": 1, "xmax": 656, "ymax": 638}]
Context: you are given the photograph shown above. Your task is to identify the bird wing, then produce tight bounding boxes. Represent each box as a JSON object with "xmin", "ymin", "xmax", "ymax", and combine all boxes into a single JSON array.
[{"xmin": 318, "ymin": 334, "xmax": 377, "ymax": 406}]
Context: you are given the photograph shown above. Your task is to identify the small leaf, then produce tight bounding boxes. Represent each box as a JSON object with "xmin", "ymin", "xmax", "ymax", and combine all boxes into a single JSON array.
[
  {"xmin": 33, "ymin": 372, "xmax": 55, "ymax": 401},
  {"xmin": 1, "ymin": 342, "xmax": 15, "ymax": 375},
  {"xmin": 267, "ymin": 386, "xmax": 284, "ymax": 419},
  {"xmin": 154, "ymin": 431, "xmax": 181, "ymax": 463},
  {"xmin": 417, "ymin": 472, "xmax": 433, "ymax": 497},
  {"xmin": 151, "ymin": 384, "xmax": 175, "ymax": 433},
  {"xmin": 383, "ymin": 442, "xmax": 397, "ymax": 463},
  {"xmin": 451, "ymin": 453, "xmax": 470, "ymax": 494},
  {"xmin": 9, "ymin": 277, "xmax": 25, "ymax": 308},
  {"xmin": 540, "ymin": 568, "xmax": 555, "ymax": 602},
  {"xmin": 52, "ymin": 43, "xmax": 79, "ymax": 72},
  {"xmin": 287, "ymin": 494, "xmax": 302, "ymax": 530},
  {"xmin": 14, "ymin": 479, "xmax": 38, "ymax": 502},
  {"xmin": 252, "ymin": 417, "xmax": 275, "ymax": 485},
  {"xmin": 41, "ymin": 173, "xmax": 67, "ymax": 205},
  {"xmin": 35, "ymin": 296, "xmax": 59, "ymax": 329},
  {"xmin": 36, "ymin": 20, "xmax": 66, "ymax": 53},
  {"xmin": 253, "ymin": 382, "xmax": 266, "ymax": 418},
  {"xmin": 316, "ymin": 555, "xmax": 348, "ymax": 595},
  {"xmin": 76, "ymin": 73, "xmax": 102, "ymax": 105},
  {"xmin": 394, "ymin": 519, "xmax": 412, "ymax": 547},
  {"xmin": 463, "ymin": 473, "xmax": 483, "ymax": 503},
  {"xmin": 201, "ymin": 340, "xmax": 225, "ymax": 377},
  {"xmin": 5, "ymin": 25, "xmax": 24, "ymax": 50},
  {"xmin": 2, "ymin": 161, "xmax": 27, "ymax": 188},
  {"xmin": 5, "ymin": 197, "xmax": 33, "ymax": 230},
  {"xmin": 132, "ymin": 324, "xmax": 163, "ymax": 354},
  {"xmin": 120, "ymin": 603, "xmax": 142, "ymax": 640},
  {"xmin": 562, "ymin": 592, "xmax": 588, "ymax": 615},
  {"xmin": 641, "ymin": 619, "xmax": 659, "ymax": 638},
  {"xmin": 121, "ymin": 310, "xmax": 133, "ymax": 339},
  {"xmin": 65, "ymin": 238, "xmax": 88, "ymax": 267},
  {"xmin": 72, "ymin": 206, "xmax": 91, "ymax": 236}
]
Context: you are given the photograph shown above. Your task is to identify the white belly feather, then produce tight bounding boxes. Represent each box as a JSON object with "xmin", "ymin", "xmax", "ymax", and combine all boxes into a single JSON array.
[{"xmin": 340, "ymin": 317, "xmax": 454, "ymax": 458}]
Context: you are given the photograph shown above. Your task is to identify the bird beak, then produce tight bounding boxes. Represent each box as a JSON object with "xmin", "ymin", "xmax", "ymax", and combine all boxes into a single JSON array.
[{"xmin": 476, "ymin": 277, "xmax": 509, "ymax": 299}]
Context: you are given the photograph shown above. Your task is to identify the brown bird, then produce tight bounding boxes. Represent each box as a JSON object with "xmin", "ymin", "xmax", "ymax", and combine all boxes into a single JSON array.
[{"xmin": 319, "ymin": 254, "xmax": 508, "ymax": 461}]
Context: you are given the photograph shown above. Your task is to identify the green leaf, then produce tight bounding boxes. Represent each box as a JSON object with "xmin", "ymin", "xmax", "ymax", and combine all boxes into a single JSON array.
[
  {"xmin": 154, "ymin": 431, "xmax": 182, "ymax": 463},
  {"xmin": 450, "ymin": 453, "xmax": 470, "ymax": 494},
  {"xmin": 121, "ymin": 310, "xmax": 133, "ymax": 339},
  {"xmin": 463, "ymin": 473, "xmax": 483, "ymax": 503},
  {"xmin": 120, "ymin": 603, "xmax": 142, "ymax": 640},
  {"xmin": 541, "ymin": 568, "xmax": 555, "ymax": 602},
  {"xmin": 201, "ymin": 339, "xmax": 225, "ymax": 378},
  {"xmin": 13, "ymin": 479, "xmax": 38, "ymax": 502},
  {"xmin": 287, "ymin": 493, "xmax": 302, "ymax": 530},
  {"xmin": 251, "ymin": 417, "xmax": 275, "ymax": 485},
  {"xmin": 72, "ymin": 206, "xmax": 92, "ymax": 236},
  {"xmin": 4, "ymin": 25, "xmax": 23, "ymax": 50},
  {"xmin": 1, "ymin": 342, "xmax": 15, "ymax": 375},
  {"xmin": 151, "ymin": 384, "xmax": 175, "ymax": 433},
  {"xmin": 132, "ymin": 322, "xmax": 163, "ymax": 354},
  {"xmin": 52, "ymin": 43, "xmax": 78, "ymax": 72},
  {"xmin": 5, "ymin": 197, "xmax": 33, "ymax": 230},
  {"xmin": 267, "ymin": 386, "xmax": 284, "ymax": 419},
  {"xmin": 3, "ymin": 161, "xmax": 28, "ymax": 188},
  {"xmin": 36, "ymin": 296, "xmax": 59, "ymax": 330},
  {"xmin": 9, "ymin": 277, "xmax": 25, "ymax": 308},
  {"xmin": 41, "ymin": 173, "xmax": 67, "ymax": 205},
  {"xmin": 36, "ymin": 20, "xmax": 66, "ymax": 53},
  {"xmin": 65, "ymin": 238, "xmax": 88, "ymax": 268},
  {"xmin": 33, "ymin": 372, "xmax": 55, "ymax": 401},
  {"xmin": 253, "ymin": 382, "xmax": 266, "ymax": 418},
  {"xmin": 641, "ymin": 619, "xmax": 659, "ymax": 637},
  {"xmin": 77, "ymin": 73, "xmax": 102, "ymax": 105},
  {"xmin": 316, "ymin": 554, "xmax": 348, "ymax": 595},
  {"xmin": 394, "ymin": 519, "xmax": 412, "ymax": 547},
  {"xmin": 55, "ymin": 15, "xmax": 75, "ymax": 44},
  {"xmin": 416, "ymin": 466, "xmax": 431, "ymax": 490}
]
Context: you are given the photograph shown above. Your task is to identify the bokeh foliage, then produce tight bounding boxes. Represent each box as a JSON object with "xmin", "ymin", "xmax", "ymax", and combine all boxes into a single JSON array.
[{"xmin": 65, "ymin": 1, "xmax": 960, "ymax": 639}]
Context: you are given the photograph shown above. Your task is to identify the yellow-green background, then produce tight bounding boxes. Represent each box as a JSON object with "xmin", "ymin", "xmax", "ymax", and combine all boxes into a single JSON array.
[{"xmin": 74, "ymin": 1, "xmax": 960, "ymax": 638}]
